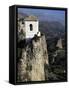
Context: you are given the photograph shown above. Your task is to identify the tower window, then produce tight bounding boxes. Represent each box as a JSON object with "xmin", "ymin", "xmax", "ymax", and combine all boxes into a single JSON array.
[
  {"xmin": 22, "ymin": 21, "xmax": 24, "ymax": 24},
  {"xmin": 22, "ymin": 18, "xmax": 24, "ymax": 24},
  {"xmin": 29, "ymin": 24, "xmax": 33, "ymax": 31}
]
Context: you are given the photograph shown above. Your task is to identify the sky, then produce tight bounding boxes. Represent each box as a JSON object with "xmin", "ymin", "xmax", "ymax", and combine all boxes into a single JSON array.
[{"xmin": 18, "ymin": 8, "xmax": 65, "ymax": 25}]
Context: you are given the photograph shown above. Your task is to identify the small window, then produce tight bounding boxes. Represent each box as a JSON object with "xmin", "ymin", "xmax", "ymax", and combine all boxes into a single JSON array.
[
  {"xmin": 22, "ymin": 21, "xmax": 24, "ymax": 24},
  {"xmin": 29, "ymin": 24, "xmax": 33, "ymax": 31},
  {"xmin": 22, "ymin": 18, "xmax": 24, "ymax": 24}
]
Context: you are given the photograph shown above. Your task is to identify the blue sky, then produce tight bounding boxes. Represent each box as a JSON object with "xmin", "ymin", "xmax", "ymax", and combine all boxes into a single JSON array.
[{"xmin": 18, "ymin": 8, "xmax": 65, "ymax": 25}]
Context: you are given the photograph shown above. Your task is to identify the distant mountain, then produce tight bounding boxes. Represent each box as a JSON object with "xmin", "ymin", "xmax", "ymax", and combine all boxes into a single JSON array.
[{"xmin": 39, "ymin": 21, "xmax": 65, "ymax": 39}]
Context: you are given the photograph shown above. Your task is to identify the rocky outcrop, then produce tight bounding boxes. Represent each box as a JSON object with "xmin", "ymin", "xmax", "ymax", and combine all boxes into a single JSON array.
[
  {"xmin": 56, "ymin": 38, "xmax": 63, "ymax": 49},
  {"xmin": 17, "ymin": 34, "xmax": 49, "ymax": 82}
]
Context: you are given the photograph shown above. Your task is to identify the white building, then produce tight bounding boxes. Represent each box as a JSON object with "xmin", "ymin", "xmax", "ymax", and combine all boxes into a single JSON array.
[{"xmin": 24, "ymin": 15, "xmax": 39, "ymax": 39}]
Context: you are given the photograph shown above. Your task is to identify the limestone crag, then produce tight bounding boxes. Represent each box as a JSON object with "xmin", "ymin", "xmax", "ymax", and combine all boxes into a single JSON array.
[{"xmin": 17, "ymin": 34, "xmax": 49, "ymax": 82}]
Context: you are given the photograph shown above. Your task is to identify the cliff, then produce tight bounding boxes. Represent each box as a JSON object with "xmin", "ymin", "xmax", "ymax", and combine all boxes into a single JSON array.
[{"xmin": 17, "ymin": 34, "xmax": 49, "ymax": 82}]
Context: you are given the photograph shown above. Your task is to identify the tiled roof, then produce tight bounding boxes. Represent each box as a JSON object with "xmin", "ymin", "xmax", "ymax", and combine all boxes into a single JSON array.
[{"xmin": 24, "ymin": 15, "xmax": 38, "ymax": 21}]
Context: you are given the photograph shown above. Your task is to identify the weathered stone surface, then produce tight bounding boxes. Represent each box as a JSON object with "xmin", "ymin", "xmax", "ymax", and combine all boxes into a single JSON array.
[{"xmin": 17, "ymin": 34, "xmax": 49, "ymax": 82}]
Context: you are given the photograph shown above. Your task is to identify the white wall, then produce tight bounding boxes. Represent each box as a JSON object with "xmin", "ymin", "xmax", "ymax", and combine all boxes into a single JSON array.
[
  {"xmin": 25, "ymin": 21, "xmax": 39, "ymax": 38},
  {"xmin": 0, "ymin": 0, "xmax": 69, "ymax": 90}
]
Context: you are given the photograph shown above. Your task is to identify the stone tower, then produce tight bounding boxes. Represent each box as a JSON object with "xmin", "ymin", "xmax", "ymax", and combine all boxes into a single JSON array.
[
  {"xmin": 18, "ymin": 15, "xmax": 39, "ymax": 41},
  {"xmin": 24, "ymin": 16, "xmax": 39, "ymax": 39}
]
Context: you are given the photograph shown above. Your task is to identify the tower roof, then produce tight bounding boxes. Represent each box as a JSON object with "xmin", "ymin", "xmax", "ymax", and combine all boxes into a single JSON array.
[{"xmin": 24, "ymin": 15, "xmax": 38, "ymax": 21}]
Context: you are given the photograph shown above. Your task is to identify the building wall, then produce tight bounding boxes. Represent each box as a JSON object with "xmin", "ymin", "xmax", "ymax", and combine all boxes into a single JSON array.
[{"xmin": 25, "ymin": 21, "xmax": 39, "ymax": 39}]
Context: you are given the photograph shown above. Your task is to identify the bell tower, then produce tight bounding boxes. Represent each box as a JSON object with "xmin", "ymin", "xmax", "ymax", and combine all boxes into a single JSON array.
[{"xmin": 24, "ymin": 16, "xmax": 39, "ymax": 39}]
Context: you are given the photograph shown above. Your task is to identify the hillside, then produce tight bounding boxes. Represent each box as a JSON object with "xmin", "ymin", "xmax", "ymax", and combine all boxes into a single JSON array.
[{"xmin": 39, "ymin": 21, "xmax": 65, "ymax": 39}]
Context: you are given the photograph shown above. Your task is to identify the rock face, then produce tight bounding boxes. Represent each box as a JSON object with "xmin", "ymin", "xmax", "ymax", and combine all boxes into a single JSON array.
[
  {"xmin": 56, "ymin": 38, "xmax": 63, "ymax": 49},
  {"xmin": 17, "ymin": 34, "xmax": 49, "ymax": 82}
]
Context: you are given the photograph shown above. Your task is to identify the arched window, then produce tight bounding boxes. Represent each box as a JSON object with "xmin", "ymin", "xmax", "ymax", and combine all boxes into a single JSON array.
[
  {"xmin": 29, "ymin": 24, "xmax": 33, "ymax": 31},
  {"xmin": 22, "ymin": 18, "xmax": 24, "ymax": 24}
]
